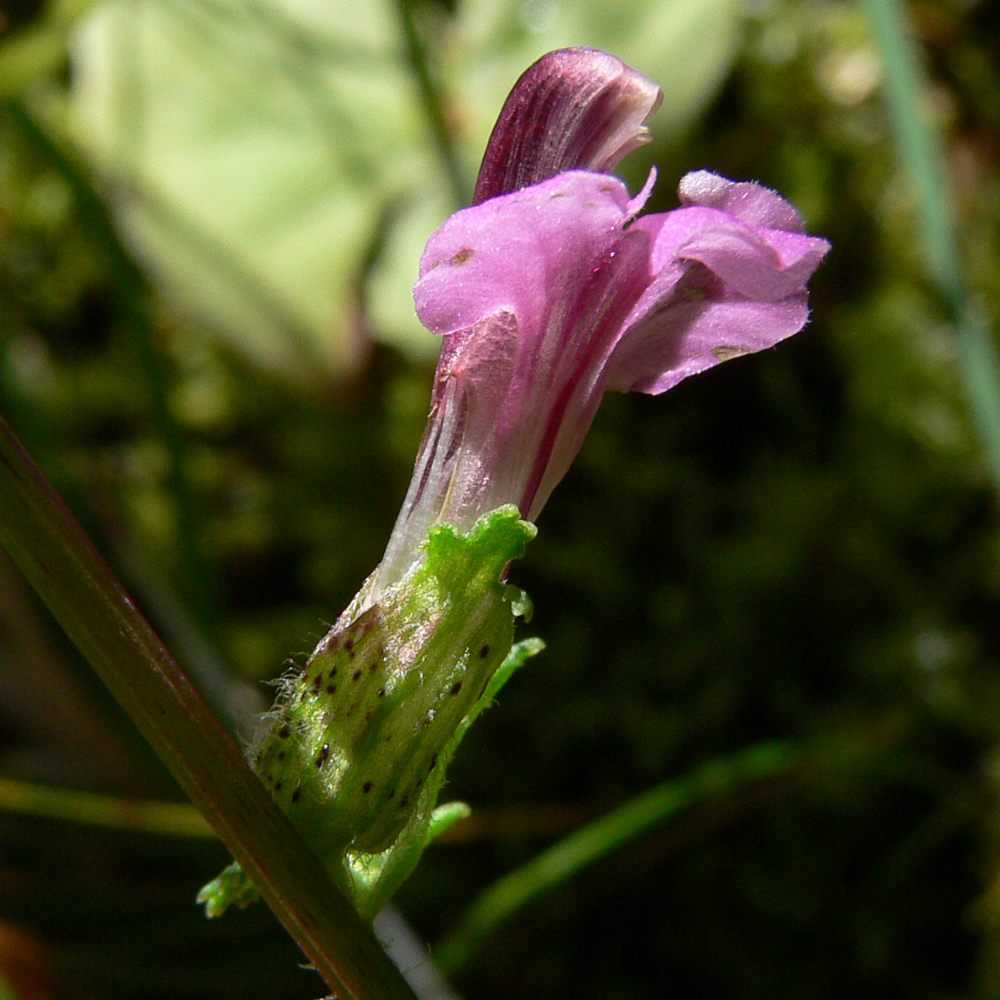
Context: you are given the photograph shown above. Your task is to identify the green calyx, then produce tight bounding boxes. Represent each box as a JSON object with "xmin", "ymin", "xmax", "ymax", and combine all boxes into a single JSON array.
[{"xmin": 199, "ymin": 505, "xmax": 541, "ymax": 920}]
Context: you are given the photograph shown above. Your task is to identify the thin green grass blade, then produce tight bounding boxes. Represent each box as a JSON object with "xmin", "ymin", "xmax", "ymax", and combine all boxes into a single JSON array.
[
  {"xmin": 0, "ymin": 777, "xmax": 215, "ymax": 838},
  {"xmin": 394, "ymin": 0, "xmax": 472, "ymax": 207},
  {"xmin": 435, "ymin": 740, "xmax": 794, "ymax": 974},
  {"xmin": 864, "ymin": 0, "xmax": 1000, "ymax": 495}
]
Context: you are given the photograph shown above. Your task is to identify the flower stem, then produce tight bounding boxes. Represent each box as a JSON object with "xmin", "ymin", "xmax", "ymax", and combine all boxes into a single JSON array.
[{"xmin": 0, "ymin": 412, "xmax": 417, "ymax": 1000}]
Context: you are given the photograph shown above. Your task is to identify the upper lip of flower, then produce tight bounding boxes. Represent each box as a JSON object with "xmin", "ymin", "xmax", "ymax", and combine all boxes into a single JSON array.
[{"xmin": 473, "ymin": 46, "xmax": 663, "ymax": 205}]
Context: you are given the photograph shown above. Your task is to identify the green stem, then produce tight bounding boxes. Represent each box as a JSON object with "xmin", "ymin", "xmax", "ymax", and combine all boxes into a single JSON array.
[
  {"xmin": 0, "ymin": 412, "xmax": 417, "ymax": 1000},
  {"xmin": 864, "ymin": 0, "xmax": 1000, "ymax": 496},
  {"xmin": 394, "ymin": 0, "xmax": 471, "ymax": 207}
]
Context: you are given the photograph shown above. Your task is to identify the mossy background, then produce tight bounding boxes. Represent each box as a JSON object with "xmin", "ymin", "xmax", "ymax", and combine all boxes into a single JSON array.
[{"xmin": 2, "ymin": 1, "xmax": 1000, "ymax": 998}]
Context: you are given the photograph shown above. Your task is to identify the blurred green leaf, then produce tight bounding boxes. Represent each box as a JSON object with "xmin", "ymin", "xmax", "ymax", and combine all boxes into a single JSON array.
[
  {"xmin": 64, "ymin": 0, "xmax": 744, "ymax": 380},
  {"xmin": 66, "ymin": 0, "xmax": 431, "ymax": 378},
  {"xmin": 0, "ymin": 0, "xmax": 100, "ymax": 99}
]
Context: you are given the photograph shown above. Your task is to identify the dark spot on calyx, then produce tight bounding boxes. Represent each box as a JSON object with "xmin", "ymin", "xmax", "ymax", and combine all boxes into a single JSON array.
[
  {"xmin": 478, "ymin": 644, "xmax": 490, "ymax": 658},
  {"xmin": 450, "ymin": 681, "xmax": 463, "ymax": 696},
  {"xmin": 353, "ymin": 669, "xmax": 362, "ymax": 682},
  {"xmin": 326, "ymin": 684, "xmax": 337, "ymax": 694},
  {"xmin": 362, "ymin": 781, "xmax": 373, "ymax": 794},
  {"xmin": 316, "ymin": 744, "xmax": 330, "ymax": 768},
  {"xmin": 291, "ymin": 788, "xmax": 300, "ymax": 804},
  {"xmin": 377, "ymin": 687, "xmax": 386, "ymax": 698},
  {"xmin": 278, "ymin": 726, "xmax": 290, "ymax": 739},
  {"xmin": 343, "ymin": 638, "xmax": 354, "ymax": 652}
]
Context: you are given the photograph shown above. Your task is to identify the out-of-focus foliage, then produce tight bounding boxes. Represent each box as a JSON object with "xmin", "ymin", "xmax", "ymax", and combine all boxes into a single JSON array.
[
  {"xmin": 1, "ymin": 0, "xmax": 1000, "ymax": 999},
  {"xmin": 58, "ymin": 0, "xmax": 741, "ymax": 379}
]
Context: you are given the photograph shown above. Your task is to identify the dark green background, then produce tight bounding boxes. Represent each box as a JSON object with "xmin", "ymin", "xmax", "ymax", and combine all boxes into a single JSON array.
[{"xmin": 3, "ymin": 1, "xmax": 1000, "ymax": 998}]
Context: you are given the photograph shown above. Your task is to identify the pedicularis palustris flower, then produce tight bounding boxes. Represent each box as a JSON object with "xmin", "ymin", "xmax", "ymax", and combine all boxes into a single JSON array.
[{"xmin": 201, "ymin": 47, "xmax": 829, "ymax": 921}]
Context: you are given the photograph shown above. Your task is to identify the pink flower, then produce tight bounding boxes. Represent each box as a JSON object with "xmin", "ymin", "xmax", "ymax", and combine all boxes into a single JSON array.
[{"xmin": 375, "ymin": 49, "xmax": 830, "ymax": 591}]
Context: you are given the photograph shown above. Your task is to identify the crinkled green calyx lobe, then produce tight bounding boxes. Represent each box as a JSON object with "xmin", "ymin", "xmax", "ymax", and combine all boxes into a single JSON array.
[{"xmin": 198, "ymin": 506, "xmax": 540, "ymax": 921}]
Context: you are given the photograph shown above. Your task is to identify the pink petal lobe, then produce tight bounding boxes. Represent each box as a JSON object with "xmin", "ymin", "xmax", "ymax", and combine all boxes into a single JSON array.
[
  {"xmin": 605, "ymin": 180, "xmax": 829, "ymax": 396},
  {"xmin": 606, "ymin": 293, "xmax": 811, "ymax": 394},
  {"xmin": 678, "ymin": 170, "xmax": 807, "ymax": 232},
  {"xmin": 415, "ymin": 171, "xmax": 634, "ymax": 339}
]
